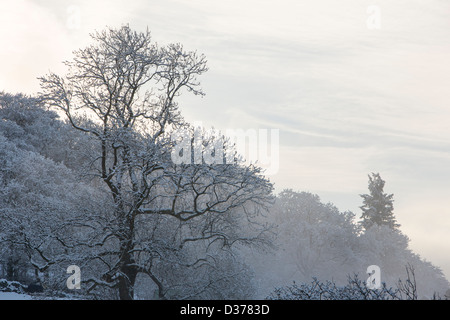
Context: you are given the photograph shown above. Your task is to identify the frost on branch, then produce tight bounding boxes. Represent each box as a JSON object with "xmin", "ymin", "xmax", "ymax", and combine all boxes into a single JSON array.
[{"xmin": 37, "ymin": 25, "xmax": 274, "ymax": 300}]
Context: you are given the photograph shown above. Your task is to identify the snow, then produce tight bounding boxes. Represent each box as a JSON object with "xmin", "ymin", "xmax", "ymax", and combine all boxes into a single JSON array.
[{"xmin": 0, "ymin": 292, "xmax": 33, "ymax": 300}]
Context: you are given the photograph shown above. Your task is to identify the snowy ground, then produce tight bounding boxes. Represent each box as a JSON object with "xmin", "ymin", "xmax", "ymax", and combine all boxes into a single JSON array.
[
  {"xmin": 0, "ymin": 278, "xmax": 85, "ymax": 300},
  {"xmin": 0, "ymin": 291, "xmax": 33, "ymax": 300}
]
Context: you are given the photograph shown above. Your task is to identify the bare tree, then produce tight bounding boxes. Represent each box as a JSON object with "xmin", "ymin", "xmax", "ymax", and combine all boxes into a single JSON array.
[
  {"xmin": 39, "ymin": 25, "xmax": 273, "ymax": 300},
  {"xmin": 396, "ymin": 263, "xmax": 418, "ymax": 300},
  {"xmin": 268, "ymin": 271, "xmax": 417, "ymax": 300}
]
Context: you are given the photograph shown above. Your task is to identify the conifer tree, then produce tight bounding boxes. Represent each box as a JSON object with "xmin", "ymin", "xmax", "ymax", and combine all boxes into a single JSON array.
[{"xmin": 360, "ymin": 173, "xmax": 399, "ymax": 230}]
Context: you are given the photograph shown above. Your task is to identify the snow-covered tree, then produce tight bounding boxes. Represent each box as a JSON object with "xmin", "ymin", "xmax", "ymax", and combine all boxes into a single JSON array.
[
  {"xmin": 0, "ymin": 129, "xmax": 111, "ymax": 290},
  {"xmin": 249, "ymin": 189, "xmax": 449, "ymax": 299},
  {"xmin": 245, "ymin": 190, "xmax": 361, "ymax": 297},
  {"xmin": 359, "ymin": 173, "xmax": 399, "ymax": 230},
  {"xmin": 0, "ymin": 91, "xmax": 97, "ymax": 172},
  {"xmin": 38, "ymin": 25, "xmax": 274, "ymax": 299},
  {"xmin": 357, "ymin": 225, "xmax": 449, "ymax": 298},
  {"xmin": 274, "ymin": 190, "xmax": 359, "ymax": 281}
]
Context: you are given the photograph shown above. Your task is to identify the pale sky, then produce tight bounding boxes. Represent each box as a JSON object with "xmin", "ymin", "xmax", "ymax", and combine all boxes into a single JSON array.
[{"xmin": 1, "ymin": 0, "xmax": 450, "ymax": 280}]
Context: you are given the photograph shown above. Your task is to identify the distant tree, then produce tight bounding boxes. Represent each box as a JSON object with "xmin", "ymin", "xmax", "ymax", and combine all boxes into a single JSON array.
[
  {"xmin": 0, "ymin": 91, "xmax": 96, "ymax": 172},
  {"xmin": 274, "ymin": 190, "xmax": 359, "ymax": 281},
  {"xmin": 245, "ymin": 190, "xmax": 361, "ymax": 298},
  {"xmin": 359, "ymin": 173, "xmax": 399, "ymax": 230},
  {"xmin": 358, "ymin": 224, "xmax": 450, "ymax": 298}
]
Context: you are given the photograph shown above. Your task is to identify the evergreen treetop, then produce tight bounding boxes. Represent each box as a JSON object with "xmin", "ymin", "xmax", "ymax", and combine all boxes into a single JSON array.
[{"xmin": 360, "ymin": 173, "xmax": 399, "ymax": 230}]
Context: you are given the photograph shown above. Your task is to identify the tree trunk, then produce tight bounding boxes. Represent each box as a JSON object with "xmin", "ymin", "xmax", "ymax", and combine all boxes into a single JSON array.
[
  {"xmin": 117, "ymin": 214, "xmax": 137, "ymax": 300},
  {"xmin": 118, "ymin": 253, "xmax": 138, "ymax": 300}
]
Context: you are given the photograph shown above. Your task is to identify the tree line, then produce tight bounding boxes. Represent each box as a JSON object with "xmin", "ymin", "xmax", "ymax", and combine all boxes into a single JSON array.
[{"xmin": 0, "ymin": 25, "xmax": 448, "ymax": 300}]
